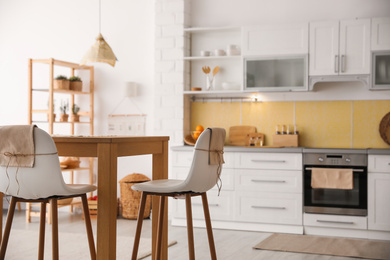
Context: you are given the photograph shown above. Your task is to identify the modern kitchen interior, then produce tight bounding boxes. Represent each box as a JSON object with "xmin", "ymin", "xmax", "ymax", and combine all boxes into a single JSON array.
[{"xmin": 1, "ymin": 0, "xmax": 390, "ymax": 259}]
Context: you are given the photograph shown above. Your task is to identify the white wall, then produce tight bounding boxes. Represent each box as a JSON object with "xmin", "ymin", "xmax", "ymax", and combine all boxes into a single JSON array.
[
  {"xmin": 0, "ymin": 0, "xmax": 155, "ymax": 192},
  {"xmin": 190, "ymin": 0, "xmax": 390, "ymax": 27}
]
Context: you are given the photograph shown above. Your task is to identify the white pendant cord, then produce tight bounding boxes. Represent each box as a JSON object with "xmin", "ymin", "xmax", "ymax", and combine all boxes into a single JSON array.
[{"xmin": 99, "ymin": 0, "xmax": 101, "ymax": 34}]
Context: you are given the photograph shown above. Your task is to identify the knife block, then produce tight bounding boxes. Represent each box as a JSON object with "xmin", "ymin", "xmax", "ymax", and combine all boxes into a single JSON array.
[{"xmin": 273, "ymin": 134, "xmax": 299, "ymax": 147}]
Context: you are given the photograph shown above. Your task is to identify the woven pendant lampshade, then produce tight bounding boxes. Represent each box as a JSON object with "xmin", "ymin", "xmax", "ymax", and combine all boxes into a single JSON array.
[
  {"xmin": 80, "ymin": 0, "xmax": 117, "ymax": 67},
  {"xmin": 80, "ymin": 33, "xmax": 116, "ymax": 67}
]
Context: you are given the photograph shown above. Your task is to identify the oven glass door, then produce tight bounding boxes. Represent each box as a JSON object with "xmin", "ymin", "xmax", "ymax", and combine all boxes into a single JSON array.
[{"xmin": 304, "ymin": 166, "xmax": 367, "ymax": 216}]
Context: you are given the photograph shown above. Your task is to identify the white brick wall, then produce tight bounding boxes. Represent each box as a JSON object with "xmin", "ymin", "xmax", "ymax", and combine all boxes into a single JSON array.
[{"xmin": 154, "ymin": 0, "xmax": 190, "ymax": 146}]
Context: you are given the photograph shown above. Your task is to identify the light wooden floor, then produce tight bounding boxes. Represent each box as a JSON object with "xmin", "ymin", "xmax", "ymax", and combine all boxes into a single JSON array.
[{"xmin": 1, "ymin": 208, "xmax": 366, "ymax": 260}]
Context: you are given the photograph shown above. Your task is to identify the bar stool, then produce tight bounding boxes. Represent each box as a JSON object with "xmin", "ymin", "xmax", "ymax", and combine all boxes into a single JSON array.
[
  {"xmin": 131, "ymin": 127, "xmax": 226, "ymax": 260},
  {"xmin": 0, "ymin": 126, "xmax": 96, "ymax": 260}
]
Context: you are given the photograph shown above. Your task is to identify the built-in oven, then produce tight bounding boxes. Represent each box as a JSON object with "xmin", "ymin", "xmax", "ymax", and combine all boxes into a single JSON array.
[{"xmin": 303, "ymin": 150, "xmax": 367, "ymax": 216}]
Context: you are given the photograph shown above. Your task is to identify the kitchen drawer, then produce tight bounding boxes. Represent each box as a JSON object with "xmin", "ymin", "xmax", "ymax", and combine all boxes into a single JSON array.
[
  {"xmin": 172, "ymin": 151, "xmax": 235, "ymax": 168},
  {"xmin": 304, "ymin": 213, "xmax": 367, "ymax": 230},
  {"xmin": 236, "ymin": 152, "xmax": 302, "ymax": 170},
  {"xmin": 172, "ymin": 167, "xmax": 234, "ymax": 191},
  {"xmin": 368, "ymin": 155, "xmax": 390, "ymax": 173},
  {"xmin": 236, "ymin": 192, "xmax": 302, "ymax": 225},
  {"xmin": 173, "ymin": 190, "xmax": 234, "ymax": 221},
  {"xmin": 236, "ymin": 169, "xmax": 302, "ymax": 193}
]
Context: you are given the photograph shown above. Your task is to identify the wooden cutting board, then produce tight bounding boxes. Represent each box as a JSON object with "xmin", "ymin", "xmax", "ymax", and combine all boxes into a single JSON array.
[{"xmin": 228, "ymin": 125, "xmax": 257, "ymax": 146}]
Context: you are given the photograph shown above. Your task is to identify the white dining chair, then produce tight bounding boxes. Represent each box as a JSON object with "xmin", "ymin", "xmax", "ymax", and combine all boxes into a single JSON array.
[
  {"xmin": 0, "ymin": 126, "xmax": 96, "ymax": 260},
  {"xmin": 131, "ymin": 127, "xmax": 226, "ymax": 260}
]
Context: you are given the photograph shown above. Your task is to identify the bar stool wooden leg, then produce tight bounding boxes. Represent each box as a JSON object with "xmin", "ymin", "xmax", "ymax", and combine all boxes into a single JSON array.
[
  {"xmin": 81, "ymin": 194, "xmax": 96, "ymax": 260},
  {"xmin": 202, "ymin": 193, "xmax": 217, "ymax": 260},
  {"xmin": 50, "ymin": 198, "xmax": 59, "ymax": 260},
  {"xmin": 185, "ymin": 193, "xmax": 195, "ymax": 260},
  {"xmin": 155, "ymin": 195, "xmax": 166, "ymax": 260},
  {"xmin": 38, "ymin": 201, "xmax": 46, "ymax": 260},
  {"xmin": 0, "ymin": 192, "xmax": 3, "ymax": 244},
  {"xmin": 0, "ymin": 197, "xmax": 17, "ymax": 259},
  {"xmin": 132, "ymin": 192, "xmax": 147, "ymax": 260},
  {"xmin": 26, "ymin": 202, "xmax": 31, "ymax": 223}
]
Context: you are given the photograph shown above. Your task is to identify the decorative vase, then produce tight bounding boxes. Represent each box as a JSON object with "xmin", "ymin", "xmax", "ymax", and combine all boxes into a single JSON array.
[
  {"xmin": 47, "ymin": 113, "xmax": 56, "ymax": 122},
  {"xmin": 206, "ymin": 75, "xmax": 214, "ymax": 91},
  {"xmin": 70, "ymin": 81, "xmax": 82, "ymax": 91},
  {"xmin": 54, "ymin": 79, "xmax": 70, "ymax": 90},
  {"xmin": 60, "ymin": 113, "xmax": 69, "ymax": 122},
  {"xmin": 70, "ymin": 114, "xmax": 80, "ymax": 122}
]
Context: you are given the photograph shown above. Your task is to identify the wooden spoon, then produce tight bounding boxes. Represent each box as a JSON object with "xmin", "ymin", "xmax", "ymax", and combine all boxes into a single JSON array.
[
  {"xmin": 212, "ymin": 66, "xmax": 220, "ymax": 76},
  {"xmin": 202, "ymin": 66, "xmax": 210, "ymax": 74}
]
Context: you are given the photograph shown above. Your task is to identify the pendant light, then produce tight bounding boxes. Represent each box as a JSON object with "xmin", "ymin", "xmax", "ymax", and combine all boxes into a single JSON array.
[{"xmin": 80, "ymin": 0, "xmax": 117, "ymax": 67}]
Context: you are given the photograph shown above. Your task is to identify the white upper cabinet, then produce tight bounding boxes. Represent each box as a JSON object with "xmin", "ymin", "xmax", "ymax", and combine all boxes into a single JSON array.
[
  {"xmin": 309, "ymin": 19, "xmax": 371, "ymax": 76},
  {"xmin": 309, "ymin": 21, "xmax": 339, "ymax": 76},
  {"xmin": 242, "ymin": 22, "xmax": 309, "ymax": 56},
  {"xmin": 371, "ymin": 17, "xmax": 390, "ymax": 51}
]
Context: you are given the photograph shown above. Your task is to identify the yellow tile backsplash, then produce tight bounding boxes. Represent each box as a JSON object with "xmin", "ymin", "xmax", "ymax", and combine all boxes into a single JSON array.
[{"xmin": 190, "ymin": 100, "xmax": 390, "ymax": 148}]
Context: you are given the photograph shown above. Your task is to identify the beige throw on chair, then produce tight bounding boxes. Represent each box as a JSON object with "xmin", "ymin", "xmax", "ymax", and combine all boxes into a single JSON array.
[{"xmin": 0, "ymin": 125, "xmax": 35, "ymax": 167}]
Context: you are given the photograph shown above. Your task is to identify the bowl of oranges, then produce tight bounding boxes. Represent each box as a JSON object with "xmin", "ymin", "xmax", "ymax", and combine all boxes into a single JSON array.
[
  {"xmin": 191, "ymin": 125, "xmax": 204, "ymax": 140},
  {"xmin": 184, "ymin": 125, "xmax": 205, "ymax": 145}
]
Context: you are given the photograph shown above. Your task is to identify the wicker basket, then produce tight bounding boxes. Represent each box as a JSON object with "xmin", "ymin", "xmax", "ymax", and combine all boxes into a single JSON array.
[
  {"xmin": 119, "ymin": 173, "xmax": 152, "ymax": 219},
  {"xmin": 54, "ymin": 79, "xmax": 70, "ymax": 90},
  {"xmin": 69, "ymin": 81, "xmax": 82, "ymax": 91}
]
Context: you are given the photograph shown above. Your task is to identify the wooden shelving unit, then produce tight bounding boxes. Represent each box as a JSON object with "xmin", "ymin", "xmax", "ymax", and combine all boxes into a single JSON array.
[{"xmin": 27, "ymin": 58, "xmax": 95, "ymax": 221}]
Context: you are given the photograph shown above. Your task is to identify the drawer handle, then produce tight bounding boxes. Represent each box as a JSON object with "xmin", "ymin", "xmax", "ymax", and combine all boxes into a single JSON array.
[
  {"xmin": 251, "ymin": 179, "xmax": 286, "ymax": 183},
  {"xmin": 251, "ymin": 206, "xmax": 286, "ymax": 210},
  {"xmin": 193, "ymin": 203, "xmax": 219, "ymax": 207},
  {"xmin": 251, "ymin": 159, "xmax": 286, "ymax": 163},
  {"xmin": 316, "ymin": 220, "xmax": 354, "ymax": 225}
]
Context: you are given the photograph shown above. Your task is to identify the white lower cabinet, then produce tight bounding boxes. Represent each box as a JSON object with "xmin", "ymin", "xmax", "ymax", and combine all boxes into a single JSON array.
[
  {"xmin": 304, "ymin": 213, "xmax": 367, "ymax": 230},
  {"xmin": 236, "ymin": 192, "xmax": 302, "ymax": 225},
  {"xmin": 368, "ymin": 155, "xmax": 390, "ymax": 232},
  {"xmin": 171, "ymin": 150, "xmax": 303, "ymax": 234}
]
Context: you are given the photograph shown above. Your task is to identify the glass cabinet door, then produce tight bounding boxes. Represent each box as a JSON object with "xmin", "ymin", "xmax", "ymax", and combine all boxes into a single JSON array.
[
  {"xmin": 244, "ymin": 55, "xmax": 308, "ymax": 91},
  {"xmin": 372, "ymin": 51, "xmax": 390, "ymax": 90}
]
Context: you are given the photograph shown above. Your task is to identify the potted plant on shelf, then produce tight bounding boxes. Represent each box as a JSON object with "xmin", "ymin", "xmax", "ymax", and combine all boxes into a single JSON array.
[
  {"xmin": 59, "ymin": 100, "xmax": 69, "ymax": 122},
  {"xmin": 69, "ymin": 76, "xmax": 83, "ymax": 91},
  {"xmin": 54, "ymin": 75, "xmax": 70, "ymax": 90},
  {"xmin": 70, "ymin": 104, "xmax": 80, "ymax": 122}
]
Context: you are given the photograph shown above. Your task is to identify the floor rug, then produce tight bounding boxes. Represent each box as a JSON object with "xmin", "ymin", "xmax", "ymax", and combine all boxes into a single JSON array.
[
  {"xmin": 5, "ymin": 229, "xmax": 176, "ymax": 260},
  {"xmin": 253, "ymin": 233, "xmax": 390, "ymax": 260}
]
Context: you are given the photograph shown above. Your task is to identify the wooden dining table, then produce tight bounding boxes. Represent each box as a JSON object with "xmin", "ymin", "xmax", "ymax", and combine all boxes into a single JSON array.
[{"xmin": 1, "ymin": 135, "xmax": 169, "ymax": 260}]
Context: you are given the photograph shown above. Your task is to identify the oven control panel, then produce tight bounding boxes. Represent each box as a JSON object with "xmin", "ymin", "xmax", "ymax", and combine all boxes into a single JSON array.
[{"xmin": 304, "ymin": 153, "xmax": 367, "ymax": 166}]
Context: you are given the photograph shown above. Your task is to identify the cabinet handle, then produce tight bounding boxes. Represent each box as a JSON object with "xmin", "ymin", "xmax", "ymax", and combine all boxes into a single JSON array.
[
  {"xmin": 335, "ymin": 55, "xmax": 339, "ymax": 73},
  {"xmin": 251, "ymin": 205, "xmax": 286, "ymax": 210},
  {"xmin": 316, "ymin": 220, "xmax": 354, "ymax": 225},
  {"xmin": 251, "ymin": 179, "xmax": 286, "ymax": 183},
  {"xmin": 251, "ymin": 159, "xmax": 286, "ymax": 163},
  {"xmin": 341, "ymin": 55, "xmax": 345, "ymax": 73}
]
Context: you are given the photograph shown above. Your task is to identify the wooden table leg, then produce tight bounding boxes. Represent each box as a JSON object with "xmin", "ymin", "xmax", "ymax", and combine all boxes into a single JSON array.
[
  {"xmin": 0, "ymin": 192, "xmax": 3, "ymax": 244},
  {"xmin": 152, "ymin": 140, "xmax": 169, "ymax": 260},
  {"xmin": 97, "ymin": 143, "xmax": 118, "ymax": 260}
]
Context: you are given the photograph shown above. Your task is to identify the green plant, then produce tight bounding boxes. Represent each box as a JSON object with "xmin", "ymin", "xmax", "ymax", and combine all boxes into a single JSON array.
[
  {"xmin": 55, "ymin": 75, "xmax": 68, "ymax": 80},
  {"xmin": 72, "ymin": 104, "xmax": 80, "ymax": 115},
  {"xmin": 69, "ymin": 76, "xmax": 82, "ymax": 82},
  {"xmin": 59, "ymin": 100, "xmax": 69, "ymax": 114}
]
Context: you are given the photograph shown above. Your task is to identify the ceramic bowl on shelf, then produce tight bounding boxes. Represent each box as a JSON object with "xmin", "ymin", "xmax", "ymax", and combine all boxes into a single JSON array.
[
  {"xmin": 214, "ymin": 49, "xmax": 226, "ymax": 56},
  {"xmin": 200, "ymin": 50, "xmax": 210, "ymax": 57},
  {"xmin": 222, "ymin": 82, "xmax": 240, "ymax": 90},
  {"xmin": 227, "ymin": 49, "xmax": 241, "ymax": 56}
]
